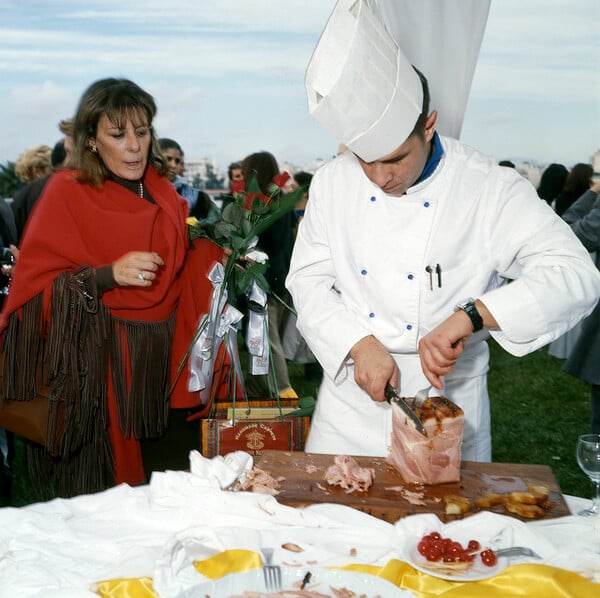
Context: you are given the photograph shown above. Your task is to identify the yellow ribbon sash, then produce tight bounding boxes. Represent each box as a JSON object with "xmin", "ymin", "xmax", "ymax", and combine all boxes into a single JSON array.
[{"xmin": 95, "ymin": 550, "xmax": 598, "ymax": 598}]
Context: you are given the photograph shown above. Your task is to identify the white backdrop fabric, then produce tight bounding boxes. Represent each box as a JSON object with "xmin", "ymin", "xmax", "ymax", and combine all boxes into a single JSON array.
[{"xmin": 375, "ymin": 0, "xmax": 491, "ymax": 139}]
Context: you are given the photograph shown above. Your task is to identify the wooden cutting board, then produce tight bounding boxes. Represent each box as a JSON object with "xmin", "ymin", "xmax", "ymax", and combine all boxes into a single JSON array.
[{"xmin": 254, "ymin": 450, "xmax": 570, "ymax": 523}]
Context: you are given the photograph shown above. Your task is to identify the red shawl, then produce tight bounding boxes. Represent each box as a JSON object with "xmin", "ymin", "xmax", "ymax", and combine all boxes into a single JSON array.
[
  {"xmin": 1, "ymin": 166, "xmax": 190, "ymax": 493},
  {"xmin": 2, "ymin": 166, "xmax": 188, "ymax": 329}
]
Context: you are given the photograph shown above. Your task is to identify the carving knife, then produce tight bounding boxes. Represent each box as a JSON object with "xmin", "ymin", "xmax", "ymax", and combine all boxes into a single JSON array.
[{"xmin": 385, "ymin": 384, "xmax": 428, "ymax": 436}]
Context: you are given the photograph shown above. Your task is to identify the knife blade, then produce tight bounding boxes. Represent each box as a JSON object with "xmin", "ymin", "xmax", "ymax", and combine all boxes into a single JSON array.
[{"xmin": 385, "ymin": 384, "xmax": 428, "ymax": 436}]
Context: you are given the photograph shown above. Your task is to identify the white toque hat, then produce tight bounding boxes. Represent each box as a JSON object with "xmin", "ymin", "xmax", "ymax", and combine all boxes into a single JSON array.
[{"xmin": 306, "ymin": 0, "xmax": 423, "ymax": 162}]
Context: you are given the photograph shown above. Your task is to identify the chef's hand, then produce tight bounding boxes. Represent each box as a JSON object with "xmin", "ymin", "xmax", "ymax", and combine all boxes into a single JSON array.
[
  {"xmin": 419, "ymin": 299, "xmax": 497, "ymax": 389},
  {"xmin": 349, "ymin": 335, "xmax": 398, "ymax": 402},
  {"xmin": 113, "ymin": 251, "xmax": 164, "ymax": 287},
  {"xmin": 418, "ymin": 314, "xmax": 469, "ymax": 389}
]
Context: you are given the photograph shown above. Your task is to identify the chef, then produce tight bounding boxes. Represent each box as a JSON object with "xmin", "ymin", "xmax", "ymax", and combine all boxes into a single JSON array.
[{"xmin": 286, "ymin": 0, "xmax": 600, "ymax": 461}]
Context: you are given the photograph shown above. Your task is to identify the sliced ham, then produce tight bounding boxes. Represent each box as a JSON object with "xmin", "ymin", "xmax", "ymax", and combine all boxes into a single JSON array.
[
  {"xmin": 387, "ymin": 396, "xmax": 464, "ymax": 484},
  {"xmin": 324, "ymin": 455, "xmax": 375, "ymax": 493},
  {"xmin": 238, "ymin": 467, "xmax": 282, "ymax": 495}
]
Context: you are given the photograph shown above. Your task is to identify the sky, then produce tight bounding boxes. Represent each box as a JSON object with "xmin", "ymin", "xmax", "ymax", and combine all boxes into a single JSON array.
[{"xmin": 0, "ymin": 0, "xmax": 598, "ymax": 175}]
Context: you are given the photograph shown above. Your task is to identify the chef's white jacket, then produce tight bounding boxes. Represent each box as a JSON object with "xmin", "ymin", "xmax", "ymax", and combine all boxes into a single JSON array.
[{"xmin": 286, "ymin": 136, "xmax": 600, "ymax": 461}]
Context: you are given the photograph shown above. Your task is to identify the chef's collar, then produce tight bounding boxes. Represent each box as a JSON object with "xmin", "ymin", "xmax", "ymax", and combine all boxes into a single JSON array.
[{"xmin": 413, "ymin": 132, "xmax": 444, "ymax": 186}]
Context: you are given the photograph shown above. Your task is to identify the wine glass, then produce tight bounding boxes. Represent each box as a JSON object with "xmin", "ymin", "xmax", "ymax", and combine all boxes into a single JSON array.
[{"xmin": 576, "ymin": 433, "xmax": 600, "ymax": 516}]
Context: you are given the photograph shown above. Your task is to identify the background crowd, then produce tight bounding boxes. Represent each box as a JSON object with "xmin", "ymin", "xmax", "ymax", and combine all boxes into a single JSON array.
[{"xmin": 0, "ymin": 76, "xmax": 598, "ymax": 507}]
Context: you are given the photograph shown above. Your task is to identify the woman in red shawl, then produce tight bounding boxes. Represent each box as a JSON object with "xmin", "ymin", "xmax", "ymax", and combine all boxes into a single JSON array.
[{"xmin": 0, "ymin": 78, "xmax": 223, "ymax": 498}]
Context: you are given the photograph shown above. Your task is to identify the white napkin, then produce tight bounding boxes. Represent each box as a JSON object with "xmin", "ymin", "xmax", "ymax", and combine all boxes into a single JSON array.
[
  {"xmin": 153, "ymin": 519, "xmax": 399, "ymax": 598},
  {"xmin": 530, "ymin": 514, "xmax": 600, "ymax": 582},
  {"xmin": 189, "ymin": 450, "xmax": 253, "ymax": 489}
]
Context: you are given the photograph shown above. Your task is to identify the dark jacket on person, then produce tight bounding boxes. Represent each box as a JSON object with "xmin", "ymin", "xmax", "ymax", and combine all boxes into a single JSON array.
[
  {"xmin": 10, "ymin": 175, "xmax": 50, "ymax": 242},
  {"xmin": 258, "ymin": 210, "xmax": 294, "ymax": 296},
  {"xmin": 562, "ymin": 189, "xmax": 600, "ymax": 385}
]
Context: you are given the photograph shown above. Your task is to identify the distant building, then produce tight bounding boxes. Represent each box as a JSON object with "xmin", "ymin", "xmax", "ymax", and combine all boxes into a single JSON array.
[
  {"xmin": 515, "ymin": 161, "xmax": 542, "ymax": 188},
  {"xmin": 592, "ymin": 150, "xmax": 600, "ymax": 175},
  {"xmin": 184, "ymin": 157, "xmax": 225, "ymax": 190}
]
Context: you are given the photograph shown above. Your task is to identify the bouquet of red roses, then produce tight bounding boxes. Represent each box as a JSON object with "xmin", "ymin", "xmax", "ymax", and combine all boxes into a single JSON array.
[
  {"xmin": 187, "ymin": 172, "xmax": 302, "ymax": 298},
  {"xmin": 181, "ymin": 172, "xmax": 305, "ymax": 406}
]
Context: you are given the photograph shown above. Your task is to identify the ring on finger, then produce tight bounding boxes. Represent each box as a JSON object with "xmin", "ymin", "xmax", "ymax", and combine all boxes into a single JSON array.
[{"xmin": 138, "ymin": 270, "xmax": 145, "ymax": 281}]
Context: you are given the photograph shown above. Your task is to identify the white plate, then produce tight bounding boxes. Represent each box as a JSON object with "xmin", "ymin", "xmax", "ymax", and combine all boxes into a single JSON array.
[
  {"xmin": 407, "ymin": 541, "xmax": 507, "ymax": 582},
  {"xmin": 176, "ymin": 566, "xmax": 413, "ymax": 597}
]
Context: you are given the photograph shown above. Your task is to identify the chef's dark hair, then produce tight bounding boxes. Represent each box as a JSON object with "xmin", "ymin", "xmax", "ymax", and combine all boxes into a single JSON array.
[{"xmin": 410, "ymin": 67, "xmax": 431, "ymax": 141}]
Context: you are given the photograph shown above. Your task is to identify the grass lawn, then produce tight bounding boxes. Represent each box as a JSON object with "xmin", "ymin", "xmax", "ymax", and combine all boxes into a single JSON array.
[
  {"xmin": 486, "ymin": 339, "xmax": 592, "ymax": 499},
  {"xmin": 5, "ymin": 338, "xmax": 594, "ymax": 507}
]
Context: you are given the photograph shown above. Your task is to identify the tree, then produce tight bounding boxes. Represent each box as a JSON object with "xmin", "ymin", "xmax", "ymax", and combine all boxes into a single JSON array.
[
  {"xmin": 203, "ymin": 162, "xmax": 225, "ymax": 190},
  {"xmin": 0, "ymin": 162, "xmax": 19, "ymax": 199}
]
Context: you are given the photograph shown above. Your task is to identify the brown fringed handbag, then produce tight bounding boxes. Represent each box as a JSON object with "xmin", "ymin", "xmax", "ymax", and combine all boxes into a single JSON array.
[
  {"xmin": 0, "ymin": 355, "xmax": 64, "ymax": 456},
  {"xmin": 0, "ymin": 267, "xmax": 106, "ymax": 458}
]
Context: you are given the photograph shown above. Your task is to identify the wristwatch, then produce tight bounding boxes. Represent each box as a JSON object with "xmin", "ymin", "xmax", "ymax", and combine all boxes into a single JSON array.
[{"xmin": 454, "ymin": 298, "xmax": 484, "ymax": 332}]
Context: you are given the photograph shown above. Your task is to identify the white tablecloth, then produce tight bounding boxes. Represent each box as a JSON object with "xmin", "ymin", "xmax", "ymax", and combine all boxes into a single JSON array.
[{"xmin": 0, "ymin": 451, "xmax": 598, "ymax": 597}]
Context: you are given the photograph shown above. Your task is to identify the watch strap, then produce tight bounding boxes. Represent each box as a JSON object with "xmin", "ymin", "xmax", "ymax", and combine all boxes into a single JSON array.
[{"xmin": 458, "ymin": 301, "xmax": 483, "ymax": 332}]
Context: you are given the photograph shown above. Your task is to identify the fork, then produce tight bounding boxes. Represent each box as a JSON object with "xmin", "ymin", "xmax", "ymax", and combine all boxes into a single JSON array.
[
  {"xmin": 414, "ymin": 384, "xmax": 432, "ymax": 407},
  {"xmin": 260, "ymin": 547, "xmax": 282, "ymax": 591},
  {"xmin": 494, "ymin": 546, "xmax": 542, "ymax": 559}
]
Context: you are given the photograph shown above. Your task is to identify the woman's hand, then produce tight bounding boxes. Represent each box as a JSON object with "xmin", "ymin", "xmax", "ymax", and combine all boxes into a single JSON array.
[
  {"xmin": 113, "ymin": 251, "xmax": 164, "ymax": 286},
  {"xmin": 221, "ymin": 247, "xmax": 257, "ymax": 271}
]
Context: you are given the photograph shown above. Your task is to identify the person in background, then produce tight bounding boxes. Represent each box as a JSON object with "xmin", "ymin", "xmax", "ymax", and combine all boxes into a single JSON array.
[
  {"xmin": 537, "ymin": 163, "xmax": 568, "ymax": 207},
  {"xmin": 0, "ymin": 78, "xmax": 225, "ymax": 499},
  {"xmin": 554, "ymin": 163, "xmax": 594, "ymax": 216},
  {"xmin": 0, "ymin": 193, "xmax": 17, "ymax": 504},
  {"xmin": 177, "ymin": 153, "xmax": 186, "ymax": 178},
  {"xmin": 229, "ymin": 161, "xmax": 244, "ymax": 185},
  {"xmin": 560, "ymin": 180, "xmax": 600, "ymax": 433},
  {"xmin": 290, "ymin": 171, "xmax": 312, "ymax": 230},
  {"xmin": 242, "ymin": 151, "xmax": 297, "ymax": 400},
  {"xmin": 11, "ymin": 119, "xmax": 74, "ymax": 242},
  {"xmin": 218, "ymin": 161, "xmax": 244, "ymax": 211},
  {"xmin": 158, "ymin": 137, "xmax": 219, "ymax": 223},
  {"xmin": 544, "ymin": 164, "xmax": 587, "ymax": 360},
  {"xmin": 14, "ymin": 144, "xmax": 52, "ymax": 188},
  {"xmin": 287, "ymin": 0, "xmax": 600, "ymax": 461},
  {"xmin": 282, "ymin": 170, "xmax": 323, "ymax": 383},
  {"xmin": 498, "ymin": 160, "xmax": 515, "ymax": 168}
]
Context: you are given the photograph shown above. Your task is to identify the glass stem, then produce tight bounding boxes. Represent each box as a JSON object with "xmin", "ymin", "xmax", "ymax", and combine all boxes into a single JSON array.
[{"xmin": 593, "ymin": 481, "xmax": 600, "ymax": 512}]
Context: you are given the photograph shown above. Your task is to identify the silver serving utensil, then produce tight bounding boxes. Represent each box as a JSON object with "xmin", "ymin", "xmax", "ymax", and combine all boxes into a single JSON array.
[
  {"xmin": 260, "ymin": 547, "xmax": 282, "ymax": 591},
  {"xmin": 385, "ymin": 384, "xmax": 428, "ymax": 436},
  {"xmin": 414, "ymin": 384, "xmax": 432, "ymax": 408},
  {"xmin": 494, "ymin": 546, "xmax": 542, "ymax": 559}
]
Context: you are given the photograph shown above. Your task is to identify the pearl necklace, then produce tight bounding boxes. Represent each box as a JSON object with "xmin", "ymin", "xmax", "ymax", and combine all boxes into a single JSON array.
[{"xmin": 138, "ymin": 181, "xmax": 144, "ymax": 198}]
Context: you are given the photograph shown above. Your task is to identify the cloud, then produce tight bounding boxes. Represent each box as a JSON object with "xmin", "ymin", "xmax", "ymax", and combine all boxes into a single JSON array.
[
  {"xmin": 0, "ymin": 0, "xmax": 597, "ymax": 170},
  {"xmin": 471, "ymin": 0, "xmax": 599, "ymax": 102}
]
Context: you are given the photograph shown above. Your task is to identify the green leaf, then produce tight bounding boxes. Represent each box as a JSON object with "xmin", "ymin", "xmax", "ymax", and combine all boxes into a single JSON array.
[
  {"xmin": 253, "ymin": 201, "xmax": 270, "ymax": 216},
  {"xmin": 235, "ymin": 269, "xmax": 254, "ymax": 295},
  {"xmin": 283, "ymin": 395, "xmax": 316, "ymax": 417},
  {"xmin": 252, "ymin": 188, "xmax": 302, "ymax": 237},
  {"xmin": 230, "ymin": 233, "xmax": 246, "ymax": 251},
  {"xmin": 245, "ymin": 174, "xmax": 262, "ymax": 195},
  {"xmin": 253, "ymin": 271, "xmax": 271, "ymax": 293},
  {"xmin": 266, "ymin": 182, "xmax": 280, "ymax": 196},
  {"xmin": 246, "ymin": 261, "xmax": 268, "ymax": 276},
  {"xmin": 214, "ymin": 221, "xmax": 236, "ymax": 240},
  {"xmin": 242, "ymin": 218, "xmax": 253, "ymax": 236},
  {"xmin": 221, "ymin": 202, "xmax": 236, "ymax": 223}
]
